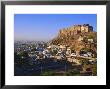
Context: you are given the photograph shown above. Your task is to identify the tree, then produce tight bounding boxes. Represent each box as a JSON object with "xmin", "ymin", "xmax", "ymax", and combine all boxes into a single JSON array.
[
  {"xmin": 16, "ymin": 51, "xmax": 29, "ymax": 66},
  {"xmin": 18, "ymin": 51, "xmax": 28, "ymax": 58},
  {"xmin": 51, "ymin": 49, "xmax": 58, "ymax": 55},
  {"xmin": 14, "ymin": 52, "xmax": 20, "ymax": 64},
  {"xmin": 92, "ymin": 63, "xmax": 97, "ymax": 76}
]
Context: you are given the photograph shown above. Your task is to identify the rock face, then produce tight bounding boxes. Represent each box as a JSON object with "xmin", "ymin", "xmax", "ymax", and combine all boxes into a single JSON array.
[{"xmin": 50, "ymin": 24, "xmax": 97, "ymax": 56}]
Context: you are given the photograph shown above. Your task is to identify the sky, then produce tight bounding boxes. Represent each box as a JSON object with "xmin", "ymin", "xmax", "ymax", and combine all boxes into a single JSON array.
[{"xmin": 14, "ymin": 14, "xmax": 97, "ymax": 41}]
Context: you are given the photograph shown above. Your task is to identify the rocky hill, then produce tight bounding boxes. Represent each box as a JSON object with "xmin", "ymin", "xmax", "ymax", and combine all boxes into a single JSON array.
[{"xmin": 50, "ymin": 24, "xmax": 97, "ymax": 55}]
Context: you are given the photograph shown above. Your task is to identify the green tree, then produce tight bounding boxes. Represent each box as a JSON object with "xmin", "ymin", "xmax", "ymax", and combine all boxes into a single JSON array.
[
  {"xmin": 19, "ymin": 51, "xmax": 28, "ymax": 58},
  {"xmin": 92, "ymin": 63, "xmax": 97, "ymax": 76},
  {"xmin": 52, "ymin": 49, "xmax": 58, "ymax": 55},
  {"xmin": 16, "ymin": 51, "xmax": 29, "ymax": 65}
]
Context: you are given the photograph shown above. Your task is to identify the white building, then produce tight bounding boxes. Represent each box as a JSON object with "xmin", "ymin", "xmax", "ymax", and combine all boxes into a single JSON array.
[{"xmin": 66, "ymin": 47, "xmax": 71, "ymax": 55}]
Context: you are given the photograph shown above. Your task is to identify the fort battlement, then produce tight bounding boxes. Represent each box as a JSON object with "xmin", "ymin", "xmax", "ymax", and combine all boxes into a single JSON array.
[{"xmin": 59, "ymin": 24, "xmax": 93, "ymax": 36}]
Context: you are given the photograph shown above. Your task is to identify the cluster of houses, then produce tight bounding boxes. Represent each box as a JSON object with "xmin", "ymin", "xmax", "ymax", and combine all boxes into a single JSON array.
[
  {"xmin": 27, "ymin": 44, "xmax": 71, "ymax": 60},
  {"xmin": 15, "ymin": 40, "xmax": 96, "ymax": 65},
  {"xmin": 27, "ymin": 44, "xmax": 94, "ymax": 62}
]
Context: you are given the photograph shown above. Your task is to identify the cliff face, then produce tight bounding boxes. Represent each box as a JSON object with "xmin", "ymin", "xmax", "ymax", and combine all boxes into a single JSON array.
[{"xmin": 50, "ymin": 24, "xmax": 97, "ymax": 54}]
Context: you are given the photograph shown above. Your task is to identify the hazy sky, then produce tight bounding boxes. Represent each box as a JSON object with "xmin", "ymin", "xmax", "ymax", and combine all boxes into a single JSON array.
[{"xmin": 14, "ymin": 14, "xmax": 97, "ymax": 41}]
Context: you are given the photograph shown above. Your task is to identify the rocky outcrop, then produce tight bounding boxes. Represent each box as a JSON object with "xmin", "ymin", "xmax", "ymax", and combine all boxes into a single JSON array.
[{"xmin": 50, "ymin": 24, "xmax": 97, "ymax": 55}]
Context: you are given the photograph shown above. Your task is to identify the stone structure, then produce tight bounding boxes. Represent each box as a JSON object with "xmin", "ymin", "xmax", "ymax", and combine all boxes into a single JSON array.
[
  {"xmin": 59, "ymin": 24, "xmax": 93, "ymax": 37},
  {"xmin": 51, "ymin": 24, "xmax": 96, "ymax": 56},
  {"xmin": 66, "ymin": 47, "xmax": 71, "ymax": 55},
  {"xmin": 78, "ymin": 36, "xmax": 84, "ymax": 42}
]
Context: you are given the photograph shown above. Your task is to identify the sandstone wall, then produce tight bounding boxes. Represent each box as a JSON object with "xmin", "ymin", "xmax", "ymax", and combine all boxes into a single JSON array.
[{"xmin": 59, "ymin": 24, "xmax": 93, "ymax": 36}]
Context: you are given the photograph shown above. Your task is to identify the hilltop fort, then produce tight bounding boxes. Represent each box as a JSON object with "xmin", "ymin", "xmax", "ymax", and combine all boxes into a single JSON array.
[
  {"xmin": 50, "ymin": 24, "xmax": 97, "ymax": 56},
  {"xmin": 58, "ymin": 24, "xmax": 93, "ymax": 37}
]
